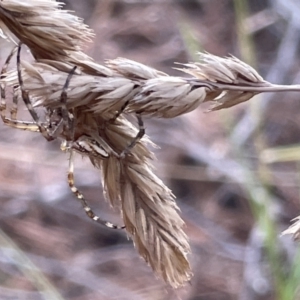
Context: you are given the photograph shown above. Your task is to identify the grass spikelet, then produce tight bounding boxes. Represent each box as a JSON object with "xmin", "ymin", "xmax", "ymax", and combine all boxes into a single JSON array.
[
  {"xmin": 179, "ymin": 53, "xmax": 300, "ymax": 110},
  {"xmin": 95, "ymin": 117, "xmax": 191, "ymax": 287},
  {"xmin": 6, "ymin": 53, "xmax": 300, "ymax": 119},
  {"xmin": 282, "ymin": 217, "xmax": 300, "ymax": 241},
  {"xmin": 76, "ymin": 114, "xmax": 192, "ymax": 287},
  {"xmin": 0, "ymin": 0, "xmax": 94, "ymax": 60}
]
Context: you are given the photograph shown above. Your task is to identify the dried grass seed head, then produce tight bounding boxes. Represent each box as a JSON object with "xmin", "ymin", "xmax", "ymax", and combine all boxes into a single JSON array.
[
  {"xmin": 3, "ymin": 59, "xmax": 135, "ymax": 119},
  {"xmin": 0, "ymin": 0, "xmax": 94, "ymax": 60},
  {"xmin": 129, "ymin": 76, "xmax": 207, "ymax": 118},
  {"xmin": 106, "ymin": 57, "xmax": 168, "ymax": 80},
  {"xmin": 282, "ymin": 216, "xmax": 300, "ymax": 241},
  {"xmin": 76, "ymin": 114, "xmax": 192, "ymax": 287},
  {"xmin": 182, "ymin": 52, "xmax": 264, "ymax": 84}
]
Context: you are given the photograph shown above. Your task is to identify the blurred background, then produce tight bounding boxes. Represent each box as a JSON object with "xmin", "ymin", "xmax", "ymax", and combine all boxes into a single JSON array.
[{"xmin": 0, "ymin": 0, "xmax": 300, "ymax": 299}]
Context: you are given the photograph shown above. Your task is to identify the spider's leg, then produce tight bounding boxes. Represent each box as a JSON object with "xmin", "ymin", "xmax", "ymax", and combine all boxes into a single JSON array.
[
  {"xmin": 67, "ymin": 149, "xmax": 124, "ymax": 229},
  {"xmin": 60, "ymin": 66, "xmax": 77, "ymax": 140},
  {"xmin": 106, "ymin": 99, "xmax": 145, "ymax": 157},
  {"xmin": 58, "ymin": 70, "xmax": 119, "ymax": 228},
  {"xmin": 17, "ymin": 43, "xmax": 54, "ymax": 140},
  {"xmin": 71, "ymin": 135, "xmax": 111, "ymax": 159},
  {"xmin": 0, "ymin": 46, "xmax": 39, "ymax": 131},
  {"xmin": 105, "ymin": 97, "xmax": 145, "ymax": 157},
  {"xmin": 0, "ymin": 46, "xmax": 17, "ymax": 118},
  {"xmin": 108, "ymin": 99, "xmax": 130, "ymax": 124},
  {"xmin": 120, "ymin": 114, "xmax": 145, "ymax": 158}
]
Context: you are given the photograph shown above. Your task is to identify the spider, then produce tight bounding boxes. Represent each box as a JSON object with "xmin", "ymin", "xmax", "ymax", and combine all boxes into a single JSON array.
[{"xmin": 0, "ymin": 43, "xmax": 148, "ymax": 229}]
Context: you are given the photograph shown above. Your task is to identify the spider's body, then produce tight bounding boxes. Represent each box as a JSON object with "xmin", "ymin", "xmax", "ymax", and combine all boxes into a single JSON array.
[{"xmin": 0, "ymin": 44, "xmax": 148, "ymax": 230}]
